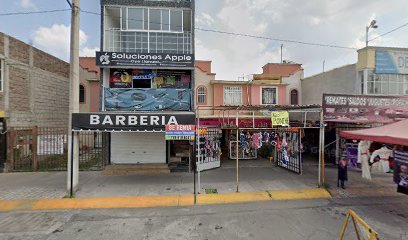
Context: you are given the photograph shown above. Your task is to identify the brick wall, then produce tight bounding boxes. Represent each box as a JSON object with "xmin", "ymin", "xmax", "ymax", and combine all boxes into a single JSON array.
[
  {"xmin": 33, "ymin": 48, "xmax": 69, "ymax": 79},
  {"xmin": 9, "ymin": 37, "xmax": 30, "ymax": 65},
  {"xmin": 9, "ymin": 66, "xmax": 30, "ymax": 111},
  {"xmin": 2, "ymin": 32, "xmax": 70, "ymax": 128}
]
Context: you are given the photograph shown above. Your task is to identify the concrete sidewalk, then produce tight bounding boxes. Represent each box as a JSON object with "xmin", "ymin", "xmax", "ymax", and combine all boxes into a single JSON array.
[{"xmin": 0, "ymin": 158, "xmax": 401, "ymax": 201}]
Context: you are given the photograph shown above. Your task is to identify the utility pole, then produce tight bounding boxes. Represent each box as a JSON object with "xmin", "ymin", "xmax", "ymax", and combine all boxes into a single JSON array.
[
  {"xmin": 280, "ymin": 44, "xmax": 283, "ymax": 63},
  {"xmin": 67, "ymin": 0, "xmax": 80, "ymax": 196}
]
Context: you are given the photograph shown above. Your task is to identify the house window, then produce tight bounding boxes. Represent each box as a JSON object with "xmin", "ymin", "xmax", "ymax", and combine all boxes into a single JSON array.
[
  {"xmin": 290, "ymin": 89, "xmax": 298, "ymax": 105},
  {"xmin": 224, "ymin": 86, "xmax": 242, "ymax": 105},
  {"xmin": 261, "ymin": 87, "xmax": 277, "ymax": 105},
  {"xmin": 366, "ymin": 71, "xmax": 408, "ymax": 95},
  {"xmin": 79, "ymin": 85, "xmax": 85, "ymax": 103},
  {"xmin": 0, "ymin": 59, "xmax": 3, "ymax": 92},
  {"xmin": 197, "ymin": 86, "xmax": 206, "ymax": 105}
]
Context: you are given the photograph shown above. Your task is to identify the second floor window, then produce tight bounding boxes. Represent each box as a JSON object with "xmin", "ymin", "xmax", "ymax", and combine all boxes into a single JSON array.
[
  {"xmin": 261, "ymin": 87, "xmax": 277, "ymax": 105},
  {"xmin": 290, "ymin": 89, "xmax": 298, "ymax": 105},
  {"xmin": 197, "ymin": 86, "xmax": 206, "ymax": 104},
  {"xmin": 224, "ymin": 86, "xmax": 242, "ymax": 105}
]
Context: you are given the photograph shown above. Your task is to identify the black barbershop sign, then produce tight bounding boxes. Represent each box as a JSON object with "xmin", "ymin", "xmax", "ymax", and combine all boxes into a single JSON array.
[
  {"xmin": 72, "ymin": 113, "xmax": 196, "ymax": 131},
  {"xmin": 96, "ymin": 52, "xmax": 195, "ymax": 68}
]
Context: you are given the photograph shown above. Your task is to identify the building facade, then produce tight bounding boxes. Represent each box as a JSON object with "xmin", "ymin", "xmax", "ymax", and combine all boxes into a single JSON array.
[
  {"xmin": 94, "ymin": 0, "xmax": 195, "ymax": 166},
  {"xmin": 79, "ymin": 57, "xmax": 100, "ymax": 113}
]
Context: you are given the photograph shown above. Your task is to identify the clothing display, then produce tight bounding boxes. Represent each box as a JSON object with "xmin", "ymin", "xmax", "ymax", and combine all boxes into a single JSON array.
[
  {"xmin": 197, "ymin": 129, "xmax": 222, "ymax": 162},
  {"xmin": 370, "ymin": 146, "xmax": 393, "ymax": 173},
  {"xmin": 276, "ymin": 129, "xmax": 302, "ymax": 174},
  {"xmin": 358, "ymin": 140, "xmax": 372, "ymax": 180}
]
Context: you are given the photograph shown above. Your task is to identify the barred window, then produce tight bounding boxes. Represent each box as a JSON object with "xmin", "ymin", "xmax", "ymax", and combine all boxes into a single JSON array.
[
  {"xmin": 224, "ymin": 86, "xmax": 242, "ymax": 105},
  {"xmin": 261, "ymin": 87, "xmax": 277, "ymax": 105},
  {"xmin": 197, "ymin": 86, "xmax": 206, "ymax": 104}
]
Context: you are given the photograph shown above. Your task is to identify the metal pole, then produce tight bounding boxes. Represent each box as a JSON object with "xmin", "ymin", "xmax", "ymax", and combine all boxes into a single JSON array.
[
  {"xmin": 67, "ymin": 0, "xmax": 80, "ymax": 195},
  {"xmin": 236, "ymin": 111, "xmax": 239, "ymax": 192},
  {"xmin": 365, "ymin": 26, "xmax": 369, "ymax": 47},
  {"xmin": 197, "ymin": 109, "xmax": 201, "ymax": 194},
  {"xmin": 318, "ymin": 110, "xmax": 323, "ymax": 186}
]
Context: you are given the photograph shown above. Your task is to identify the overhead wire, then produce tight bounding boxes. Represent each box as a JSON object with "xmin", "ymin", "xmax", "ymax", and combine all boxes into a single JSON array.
[
  {"xmin": 0, "ymin": 9, "xmax": 71, "ymax": 16},
  {"xmin": 368, "ymin": 21, "xmax": 408, "ymax": 42}
]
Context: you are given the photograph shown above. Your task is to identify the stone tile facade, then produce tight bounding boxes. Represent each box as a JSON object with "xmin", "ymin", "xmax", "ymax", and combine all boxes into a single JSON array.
[{"xmin": 0, "ymin": 32, "xmax": 70, "ymax": 128}]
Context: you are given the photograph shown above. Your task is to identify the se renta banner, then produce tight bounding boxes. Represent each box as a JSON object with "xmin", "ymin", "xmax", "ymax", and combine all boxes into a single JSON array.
[
  {"xmin": 271, "ymin": 111, "xmax": 289, "ymax": 126},
  {"xmin": 165, "ymin": 125, "xmax": 196, "ymax": 140},
  {"xmin": 376, "ymin": 50, "xmax": 408, "ymax": 74},
  {"xmin": 394, "ymin": 151, "xmax": 408, "ymax": 195},
  {"xmin": 96, "ymin": 51, "xmax": 195, "ymax": 69},
  {"xmin": 322, "ymin": 93, "xmax": 408, "ymax": 123}
]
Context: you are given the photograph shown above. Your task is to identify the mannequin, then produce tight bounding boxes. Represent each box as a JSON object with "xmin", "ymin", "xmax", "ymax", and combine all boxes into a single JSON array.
[
  {"xmin": 370, "ymin": 145, "xmax": 393, "ymax": 173},
  {"xmin": 358, "ymin": 140, "xmax": 372, "ymax": 180}
]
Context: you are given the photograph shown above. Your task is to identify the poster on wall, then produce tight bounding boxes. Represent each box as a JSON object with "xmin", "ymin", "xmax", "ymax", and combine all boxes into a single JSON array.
[
  {"xmin": 394, "ymin": 150, "xmax": 408, "ymax": 195},
  {"xmin": 37, "ymin": 135, "xmax": 64, "ymax": 155},
  {"xmin": 323, "ymin": 93, "xmax": 408, "ymax": 123},
  {"xmin": 376, "ymin": 50, "xmax": 408, "ymax": 74},
  {"xmin": 165, "ymin": 125, "xmax": 195, "ymax": 140},
  {"xmin": 110, "ymin": 69, "xmax": 133, "ymax": 88},
  {"xmin": 104, "ymin": 88, "xmax": 191, "ymax": 111}
]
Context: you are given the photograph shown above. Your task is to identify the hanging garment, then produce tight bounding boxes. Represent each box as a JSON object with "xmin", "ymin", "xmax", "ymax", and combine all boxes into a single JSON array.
[
  {"xmin": 370, "ymin": 146, "xmax": 393, "ymax": 173},
  {"xmin": 358, "ymin": 140, "xmax": 372, "ymax": 180},
  {"xmin": 281, "ymin": 135, "xmax": 288, "ymax": 148},
  {"xmin": 263, "ymin": 132, "xmax": 270, "ymax": 142}
]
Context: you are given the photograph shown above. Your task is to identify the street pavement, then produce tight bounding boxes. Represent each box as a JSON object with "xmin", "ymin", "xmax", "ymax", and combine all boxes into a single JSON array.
[
  {"xmin": 0, "ymin": 158, "xmax": 400, "ymax": 200},
  {"xmin": 0, "ymin": 196, "xmax": 407, "ymax": 240}
]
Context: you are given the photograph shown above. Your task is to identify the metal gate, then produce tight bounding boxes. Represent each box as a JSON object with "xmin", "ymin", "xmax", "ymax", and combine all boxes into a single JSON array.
[
  {"xmin": 6, "ymin": 127, "xmax": 105, "ymax": 172},
  {"xmin": 276, "ymin": 128, "xmax": 302, "ymax": 174},
  {"xmin": 196, "ymin": 127, "xmax": 222, "ymax": 171}
]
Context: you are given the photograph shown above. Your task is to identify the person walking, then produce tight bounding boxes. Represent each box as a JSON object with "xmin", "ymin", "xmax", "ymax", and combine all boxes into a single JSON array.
[{"xmin": 338, "ymin": 158, "xmax": 348, "ymax": 189}]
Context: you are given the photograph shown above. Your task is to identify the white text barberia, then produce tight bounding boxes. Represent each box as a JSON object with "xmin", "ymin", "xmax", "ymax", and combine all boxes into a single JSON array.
[{"xmin": 90, "ymin": 115, "xmax": 178, "ymax": 126}]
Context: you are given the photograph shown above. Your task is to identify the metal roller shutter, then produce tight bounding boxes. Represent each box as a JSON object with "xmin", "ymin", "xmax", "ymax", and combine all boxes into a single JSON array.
[{"xmin": 111, "ymin": 132, "xmax": 166, "ymax": 164}]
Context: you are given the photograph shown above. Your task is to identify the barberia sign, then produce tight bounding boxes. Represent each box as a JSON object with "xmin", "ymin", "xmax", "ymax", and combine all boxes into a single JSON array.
[
  {"xmin": 96, "ymin": 51, "xmax": 194, "ymax": 69},
  {"xmin": 72, "ymin": 113, "xmax": 196, "ymax": 131}
]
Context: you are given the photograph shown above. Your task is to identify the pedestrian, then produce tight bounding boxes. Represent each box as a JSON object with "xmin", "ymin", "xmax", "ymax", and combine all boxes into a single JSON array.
[{"xmin": 338, "ymin": 158, "xmax": 348, "ymax": 189}]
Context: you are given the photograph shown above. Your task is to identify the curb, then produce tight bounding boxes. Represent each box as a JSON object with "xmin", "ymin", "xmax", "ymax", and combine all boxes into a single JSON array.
[{"xmin": 0, "ymin": 188, "xmax": 331, "ymax": 212}]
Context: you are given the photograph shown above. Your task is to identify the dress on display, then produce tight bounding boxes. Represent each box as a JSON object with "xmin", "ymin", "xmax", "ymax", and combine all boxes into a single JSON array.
[
  {"xmin": 370, "ymin": 146, "xmax": 393, "ymax": 173},
  {"xmin": 358, "ymin": 140, "xmax": 372, "ymax": 180}
]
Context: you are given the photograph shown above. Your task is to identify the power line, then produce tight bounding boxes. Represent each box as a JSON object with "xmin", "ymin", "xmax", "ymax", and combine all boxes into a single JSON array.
[
  {"xmin": 369, "ymin": 21, "xmax": 408, "ymax": 42},
  {"xmin": 195, "ymin": 28, "xmax": 357, "ymax": 50},
  {"xmin": 0, "ymin": 9, "xmax": 70, "ymax": 16}
]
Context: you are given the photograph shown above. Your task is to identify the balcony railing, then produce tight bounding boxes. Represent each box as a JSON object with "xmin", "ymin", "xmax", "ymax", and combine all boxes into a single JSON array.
[
  {"xmin": 104, "ymin": 88, "xmax": 192, "ymax": 112},
  {"xmin": 104, "ymin": 29, "xmax": 193, "ymax": 54}
]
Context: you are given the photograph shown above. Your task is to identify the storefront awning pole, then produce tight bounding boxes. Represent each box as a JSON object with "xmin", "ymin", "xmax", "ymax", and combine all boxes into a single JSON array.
[
  {"xmin": 197, "ymin": 109, "xmax": 201, "ymax": 195},
  {"xmin": 236, "ymin": 111, "xmax": 239, "ymax": 193},
  {"xmin": 318, "ymin": 110, "xmax": 323, "ymax": 186},
  {"xmin": 252, "ymin": 111, "xmax": 255, "ymax": 128}
]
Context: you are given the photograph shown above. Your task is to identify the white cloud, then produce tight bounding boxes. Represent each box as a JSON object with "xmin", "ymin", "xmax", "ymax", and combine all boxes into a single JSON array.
[
  {"xmin": 20, "ymin": 0, "xmax": 37, "ymax": 10},
  {"xmin": 31, "ymin": 24, "xmax": 99, "ymax": 61},
  {"xmin": 80, "ymin": 47, "xmax": 100, "ymax": 57}
]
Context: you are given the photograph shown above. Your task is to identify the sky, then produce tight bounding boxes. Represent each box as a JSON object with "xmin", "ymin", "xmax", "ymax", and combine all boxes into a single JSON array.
[{"xmin": 0, "ymin": 0, "xmax": 408, "ymax": 79}]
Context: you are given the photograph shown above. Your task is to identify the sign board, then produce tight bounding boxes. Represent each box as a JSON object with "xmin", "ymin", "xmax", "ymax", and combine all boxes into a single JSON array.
[
  {"xmin": 271, "ymin": 111, "xmax": 289, "ymax": 126},
  {"xmin": 37, "ymin": 135, "xmax": 64, "ymax": 155},
  {"xmin": 96, "ymin": 52, "xmax": 195, "ymax": 69},
  {"xmin": 165, "ymin": 125, "xmax": 195, "ymax": 140},
  {"xmin": 72, "ymin": 113, "xmax": 196, "ymax": 131},
  {"xmin": 323, "ymin": 93, "xmax": 408, "ymax": 123},
  {"xmin": 376, "ymin": 50, "xmax": 408, "ymax": 74},
  {"xmin": 394, "ymin": 151, "xmax": 408, "ymax": 195}
]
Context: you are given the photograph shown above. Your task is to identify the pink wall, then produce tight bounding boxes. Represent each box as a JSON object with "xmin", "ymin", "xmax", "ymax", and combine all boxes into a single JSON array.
[
  {"xmin": 89, "ymin": 81, "xmax": 100, "ymax": 112},
  {"xmin": 213, "ymin": 83, "xmax": 250, "ymax": 107}
]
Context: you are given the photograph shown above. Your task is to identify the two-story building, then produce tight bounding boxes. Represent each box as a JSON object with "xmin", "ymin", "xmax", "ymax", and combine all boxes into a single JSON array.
[{"xmin": 81, "ymin": 0, "xmax": 196, "ymax": 167}]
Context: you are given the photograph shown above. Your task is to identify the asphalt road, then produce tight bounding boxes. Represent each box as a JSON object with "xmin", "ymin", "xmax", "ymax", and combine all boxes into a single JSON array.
[{"xmin": 0, "ymin": 196, "xmax": 407, "ymax": 240}]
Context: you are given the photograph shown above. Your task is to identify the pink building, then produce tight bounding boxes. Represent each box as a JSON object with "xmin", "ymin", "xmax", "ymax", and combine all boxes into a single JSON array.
[{"xmin": 195, "ymin": 62, "xmax": 303, "ymax": 120}]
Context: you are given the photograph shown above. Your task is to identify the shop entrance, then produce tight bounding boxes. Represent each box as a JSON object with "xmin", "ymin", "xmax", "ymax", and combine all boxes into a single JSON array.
[{"xmin": 195, "ymin": 105, "xmax": 325, "ymax": 194}]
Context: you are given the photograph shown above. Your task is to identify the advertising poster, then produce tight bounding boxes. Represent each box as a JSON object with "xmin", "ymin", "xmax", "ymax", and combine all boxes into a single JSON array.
[
  {"xmin": 110, "ymin": 69, "xmax": 133, "ymax": 88},
  {"xmin": 104, "ymin": 88, "xmax": 191, "ymax": 111},
  {"xmin": 394, "ymin": 150, "xmax": 408, "ymax": 195},
  {"xmin": 376, "ymin": 50, "xmax": 408, "ymax": 74},
  {"xmin": 165, "ymin": 125, "xmax": 195, "ymax": 140},
  {"xmin": 271, "ymin": 111, "xmax": 289, "ymax": 126},
  {"xmin": 323, "ymin": 94, "xmax": 408, "ymax": 123}
]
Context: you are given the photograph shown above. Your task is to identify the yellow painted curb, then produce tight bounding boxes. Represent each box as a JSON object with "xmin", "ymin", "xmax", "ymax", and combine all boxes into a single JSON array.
[{"xmin": 0, "ymin": 188, "xmax": 331, "ymax": 212}]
